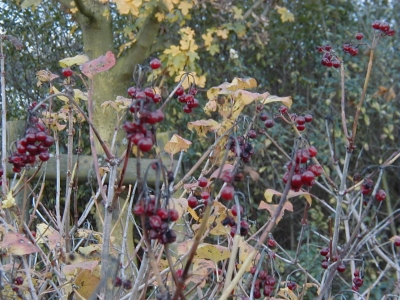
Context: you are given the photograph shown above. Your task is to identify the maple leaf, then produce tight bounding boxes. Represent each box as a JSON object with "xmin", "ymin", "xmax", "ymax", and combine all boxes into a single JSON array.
[
  {"xmin": 164, "ymin": 134, "xmax": 192, "ymax": 155},
  {"xmin": 275, "ymin": 5, "xmax": 295, "ymax": 22},
  {"xmin": 208, "ymin": 44, "xmax": 220, "ymax": 55},
  {"xmin": 216, "ymin": 28, "xmax": 229, "ymax": 39},
  {"xmin": 155, "ymin": 12, "xmax": 165, "ymax": 22},
  {"xmin": 202, "ymin": 31, "xmax": 214, "ymax": 47},
  {"xmin": 164, "ymin": 45, "xmax": 181, "ymax": 57},
  {"xmin": 232, "ymin": 6, "xmax": 243, "ymax": 20}
]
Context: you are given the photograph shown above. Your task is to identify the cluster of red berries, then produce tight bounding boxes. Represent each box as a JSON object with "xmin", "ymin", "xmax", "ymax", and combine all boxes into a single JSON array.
[
  {"xmin": 114, "ymin": 277, "xmax": 133, "ymax": 290},
  {"xmin": 133, "ymin": 195, "xmax": 178, "ymax": 244},
  {"xmin": 316, "ymin": 44, "xmax": 341, "ymax": 68},
  {"xmin": 174, "ymin": 85, "xmax": 199, "ymax": 114},
  {"xmin": 8, "ymin": 105, "xmax": 54, "ymax": 173},
  {"xmin": 360, "ymin": 178, "xmax": 386, "ymax": 203},
  {"xmin": 282, "ymin": 146, "xmax": 322, "ymax": 191},
  {"xmin": 222, "ymin": 212, "xmax": 249, "ymax": 237},
  {"xmin": 249, "ymin": 267, "xmax": 277, "ymax": 298},
  {"xmin": 12, "ymin": 276, "xmax": 24, "ymax": 292},
  {"xmin": 352, "ymin": 269, "xmax": 364, "ymax": 292},
  {"xmin": 319, "ymin": 248, "xmax": 346, "ymax": 272},
  {"xmin": 290, "ymin": 113, "xmax": 313, "ymax": 132},
  {"xmin": 260, "ymin": 111, "xmax": 275, "ymax": 129},
  {"xmin": 226, "ymin": 135, "xmax": 254, "ymax": 163},
  {"xmin": 372, "ymin": 20, "xmax": 395, "ymax": 36},
  {"xmin": 123, "ymin": 85, "xmax": 164, "ymax": 152}
]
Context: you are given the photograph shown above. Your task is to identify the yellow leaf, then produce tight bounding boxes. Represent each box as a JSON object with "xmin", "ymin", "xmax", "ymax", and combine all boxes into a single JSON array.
[
  {"xmin": 263, "ymin": 188, "xmax": 312, "ymax": 205},
  {"xmin": 51, "ymin": 86, "xmax": 69, "ymax": 102},
  {"xmin": 164, "ymin": 45, "xmax": 181, "ymax": 57},
  {"xmin": 164, "ymin": 134, "xmax": 192, "ymax": 155},
  {"xmin": 187, "ymin": 207, "xmax": 199, "ymax": 221},
  {"xmin": 114, "ymin": 0, "xmax": 140, "ymax": 15},
  {"xmin": 234, "ymin": 90, "xmax": 270, "ymax": 105},
  {"xmin": 191, "ymin": 259, "xmax": 215, "ymax": 287},
  {"xmin": 63, "ymin": 260, "xmax": 99, "ymax": 276},
  {"xmin": 202, "ymin": 32, "xmax": 214, "ymax": 47},
  {"xmin": 74, "ymin": 89, "xmax": 88, "ymax": 102},
  {"xmin": 260, "ymin": 95, "xmax": 293, "ymax": 108},
  {"xmin": 258, "ymin": 201, "xmax": 293, "ymax": 223},
  {"xmin": 155, "ymin": 12, "xmax": 165, "ymax": 22},
  {"xmin": 187, "ymin": 119, "xmax": 220, "ymax": 137},
  {"xmin": 2, "ymin": 191, "xmax": 16, "ymax": 209},
  {"xmin": 178, "ymin": 1, "xmax": 193, "ymax": 16},
  {"xmin": 226, "ymin": 77, "xmax": 257, "ymax": 91},
  {"xmin": 276, "ymin": 5, "xmax": 295, "ymax": 22},
  {"xmin": 36, "ymin": 70, "xmax": 59, "ymax": 83},
  {"xmin": 278, "ymin": 287, "xmax": 298, "ymax": 300},
  {"xmin": 79, "ymin": 245, "xmax": 102, "ymax": 257},
  {"xmin": 216, "ymin": 29, "xmax": 229, "ymax": 39},
  {"xmin": 36, "ymin": 223, "xmax": 64, "ymax": 250},
  {"xmin": 59, "ymin": 54, "xmax": 89, "ymax": 68},
  {"xmin": 195, "ymin": 243, "xmax": 231, "ymax": 263},
  {"xmin": 238, "ymin": 238, "xmax": 256, "ymax": 271},
  {"xmin": 73, "ymin": 268, "xmax": 101, "ymax": 299},
  {"xmin": 175, "ymin": 71, "xmax": 205, "ymax": 88},
  {"xmin": 232, "ymin": 6, "xmax": 243, "ymax": 20}
]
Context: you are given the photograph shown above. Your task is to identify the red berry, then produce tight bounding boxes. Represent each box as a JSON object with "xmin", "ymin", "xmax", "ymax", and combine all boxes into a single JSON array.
[
  {"xmin": 304, "ymin": 114, "xmax": 313, "ymax": 122},
  {"xmin": 287, "ymin": 281, "xmax": 297, "ymax": 291},
  {"xmin": 258, "ymin": 270, "xmax": 267, "ymax": 280},
  {"xmin": 183, "ymin": 105, "xmax": 192, "ymax": 114},
  {"xmin": 372, "ymin": 20, "xmax": 381, "ymax": 29},
  {"xmin": 296, "ymin": 149, "xmax": 309, "ymax": 163},
  {"xmin": 296, "ymin": 124, "xmax": 306, "ymax": 131},
  {"xmin": 138, "ymin": 137, "xmax": 153, "ymax": 152},
  {"xmin": 259, "ymin": 112, "xmax": 269, "ymax": 121},
  {"xmin": 153, "ymin": 93, "xmax": 162, "ymax": 103},
  {"xmin": 301, "ymin": 170, "xmax": 315, "ymax": 186},
  {"xmin": 263, "ymin": 285, "xmax": 273, "ymax": 296},
  {"xmin": 62, "ymin": 67, "xmax": 73, "ymax": 77},
  {"xmin": 320, "ymin": 247, "xmax": 329, "ymax": 256},
  {"xmin": 379, "ymin": 21, "xmax": 390, "ymax": 33},
  {"xmin": 231, "ymin": 204, "xmax": 243, "ymax": 217},
  {"xmin": 222, "ymin": 171, "xmax": 233, "ymax": 183},
  {"xmin": 291, "ymin": 174, "xmax": 303, "ymax": 189},
  {"xmin": 133, "ymin": 203, "xmax": 145, "ymax": 215},
  {"xmin": 221, "ymin": 185, "xmax": 234, "ymax": 201},
  {"xmin": 353, "ymin": 269, "xmax": 360, "ymax": 277},
  {"xmin": 168, "ymin": 209, "xmax": 179, "ymax": 221},
  {"xmin": 349, "ymin": 47, "xmax": 359, "ymax": 56},
  {"xmin": 267, "ymin": 238, "xmax": 276, "ymax": 248},
  {"xmin": 321, "ymin": 260, "xmax": 329, "ymax": 269},
  {"xmin": 279, "ymin": 106, "xmax": 288, "ymax": 114},
  {"xmin": 38, "ymin": 152, "xmax": 50, "ymax": 162},
  {"xmin": 250, "ymin": 266, "xmax": 257, "ymax": 275},
  {"xmin": 308, "ymin": 146, "xmax": 318, "ymax": 158},
  {"xmin": 361, "ymin": 179, "xmax": 374, "ymax": 195},
  {"xmin": 123, "ymin": 279, "xmax": 132, "ymax": 290},
  {"xmin": 114, "ymin": 277, "xmax": 122, "ymax": 287},
  {"xmin": 332, "ymin": 59, "xmax": 341, "ymax": 68},
  {"xmin": 149, "ymin": 215, "xmax": 162, "ymax": 229},
  {"xmin": 240, "ymin": 220, "xmax": 249, "ymax": 236},
  {"xmin": 198, "ymin": 177, "xmax": 208, "ymax": 188},
  {"xmin": 157, "ymin": 208, "xmax": 169, "ymax": 220},
  {"xmin": 296, "ymin": 116, "xmax": 306, "ymax": 125},
  {"xmin": 187, "ymin": 196, "xmax": 198, "ymax": 208},
  {"xmin": 353, "ymin": 277, "xmax": 364, "ymax": 287},
  {"xmin": 266, "ymin": 275, "xmax": 276, "ymax": 287},
  {"xmin": 337, "ymin": 263, "xmax": 346, "ymax": 273},
  {"xmin": 248, "ymin": 129, "xmax": 257, "ymax": 139},
  {"xmin": 14, "ymin": 277, "xmax": 24, "ymax": 285},
  {"xmin": 355, "ymin": 33, "xmax": 364, "ymax": 40},
  {"xmin": 386, "ymin": 29, "xmax": 395, "ymax": 36},
  {"xmin": 265, "ymin": 119, "xmax": 274, "ymax": 128},
  {"xmin": 176, "ymin": 269, "xmax": 184, "ymax": 278},
  {"xmin": 394, "ymin": 238, "xmax": 400, "ymax": 247},
  {"xmin": 150, "ymin": 58, "xmax": 161, "ymax": 69},
  {"xmin": 375, "ymin": 189, "xmax": 386, "ymax": 201},
  {"xmin": 308, "ymin": 164, "xmax": 323, "ymax": 177},
  {"xmin": 253, "ymin": 289, "xmax": 261, "ymax": 299},
  {"xmin": 43, "ymin": 136, "xmax": 54, "ymax": 147},
  {"xmin": 175, "ymin": 86, "xmax": 185, "ymax": 96},
  {"xmin": 201, "ymin": 191, "xmax": 210, "ymax": 200}
]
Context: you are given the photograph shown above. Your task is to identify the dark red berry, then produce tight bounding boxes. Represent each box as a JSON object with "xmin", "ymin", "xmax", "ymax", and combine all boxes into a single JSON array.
[
  {"xmin": 379, "ymin": 21, "xmax": 390, "ymax": 33},
  {"xmin": 221, "ymin": 185, "xmax": 234, "ymax": 201},
  {"xmin": 231, "ymin": 204, "xmax": 243, "ymax": 217},
  {"xmin": 258, "ymin": 270, "xmax": 267, "ymax": 280},
  {"xmin": 201, "ymin": 191, "xmax": 210, "ymax": 200},
  {"xmin": 296, "ymin": 124, "xmax": 306, "ymax": 131},
  {"xmin": 320, "ymin": 247, "xmax": 329, "ymax": 256},
  {"xmin": 62, "ymin": 67, "xmax": 73, "ymax": 77},
  {"xmin": 291, "ymin": 174, "xmax": 303, "ymax": 189},
  {"xmin": 267, "ymin": 238, "xmax": 276, "ymax": 248},
  {"xmin": 265, "ymin": 119, "xmax": 274, "ymax": 128},
  {"xmin": 352, "ymin": 285, "xmax": 359, "ymax": 292},
  {"xmin": 187, "ymin": 196, "xmax": 198, "ymax": 208},
  {"xmin": 372, "ymin": 20, "xmax": 381, "ymax": 29},
  {"xmin": 287, "ymin": 281, "xmax": 297, "ymax": 291},
  {"xmin": 168, "ymin": 209, "xmax": 179, "ymax": 221},
  {"xmin": 355, "ymin": 33, "xmax": 364, "ymax": 40},
  {"xmin": 114, "ymin": 277, "xmax": 122, "ymax": 287},
  {"xmin": 375, "ymin": 189, "xmax": 386, "ymax": 201},
  {"xmin": 198, "ymin": 177, "xmax": 208, "ymax": 188},
  {"xmin": 259, "ymin": 112, "xmax": 269, "ymax": 121},
  {"xmin": 332, "ymin": 59, "xmax": 341, "ymax": 68},
  {"xmin": 157, "ymin": 208, "xmax": 169, "ymax": 220},
  {"xmin": 296, "ymin": 116, "xmax": 306, "ymax": 125},
  {"xmin": 337, "ymin": 263, "xmax": 346, "ymax": 273},
  {"xmin": 279, "ymin": 106, "xmax": 288, "ymax": 114},
  {"xmin": 122, "ymin": 279, "xmax": 132, "ymax": 290},
  {"xmin": 354, "ymin": 269, "xmax": 360, "ymax": 277},
  {"xmin": 321, "ymin": 260, "xmax": 329, "ymax": 269},
  {"xmin": 240, "ymin": 220, "xmax": 249, "ymax": 236},
  {"xmin": 138, "ymin": 137, "xmax": 153, "ymax": 152},
  {"xmin": 304, "ymin": 114, "xmax": 313, "ymax": 122},
  {"xmin": 150, "ymin": 58, "xmax": 161, "ymax": 69},
  {"xmin": 133, "ymin": 204, "xmax": 145, "ymax": 215},
  {"xmin": 394, "ymin": 238, "xmax": 400, "ymax": 247},
  {"xmin": 14, "ymin": 277, "xmax": 24, "ymax": 285},
  {"xmin": 386, "ymin": 29, "xmax": 395, "ymax": 36},
  {"xmin": 38, "ymin": 152, "xmax": 50, "ymax": 162},
  {"xmin": 353, "ymin": 277, "xmax": 364, "ymax": 287},
  {"xmin": 308, "ymin": 146, "xmax": 318, "ymax": 158},
  {"xmin": 247, "ymin": 129, "xmax": 257, "ymax": 139},
  {"xmin": 301, "ymin": 170, "xmax": 315, "ymax": 186}
]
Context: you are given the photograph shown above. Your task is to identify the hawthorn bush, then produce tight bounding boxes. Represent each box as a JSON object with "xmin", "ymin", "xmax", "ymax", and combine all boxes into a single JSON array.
[{"xmin": 0, "ymin": 17, "xmax": 399, "ymax": 300}]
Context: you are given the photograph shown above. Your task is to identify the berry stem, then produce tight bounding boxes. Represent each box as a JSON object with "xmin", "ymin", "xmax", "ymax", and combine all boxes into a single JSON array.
[{"xmin": 339, "ymin": 62, "xmax": 350, "ymax": 140}]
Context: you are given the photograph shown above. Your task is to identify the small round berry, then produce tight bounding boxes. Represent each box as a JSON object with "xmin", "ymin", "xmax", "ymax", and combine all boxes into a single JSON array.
[
  {"xmin": 138, "ymin": 137, "xmax": 153, "ymax": 152},
  {"xmin": 304, "ymin": 114, "xmax": 313, "ymax": 122},
  {"xmin": 308, "ymin": 146, "xmax": 318, "ymax": 158},
  {"xmin": 231, "ymin": 204, "xmax": 243, "ymax": 217},
  {"xmin": 156, "ymin": 208, "xmax": 169, "ymax": 220},
  {"xmin": 320, "ymin": 247, "xmax": 329, "ymax": 256},
  {"xmin": 332, "ymin": 59, "xmax": 341, "ymax": 68},
  {"xmin": 168, "ymin": 209, "xmax": 179, "ymax": 221},
  {"xmin": 353, "ymin": 277, "xmax": 364, "ymax": 287},
  {"xmin": 122, "ymin": 279, "xmax": 133, "ymax": 290},
  {"xmin": 355, "ymin": 33, "xmax": 364, "ymax": 40},
  {"xmin": 386, "ymin": 29, "xmax": 395, "ymax": 36},
  {"xmin": 379, "ymin": 21, "xmax": 390, "ymax": 33},
  {"xmin": 187, "ymin": 196, "xmax": 198, "ymax": 208},
  {"xmin": 175, "ymin": 86, "xmax": 185, "ymax": 96},
  {"xmin": 198, "ymin": 177, "xmax": 208, "ymax": 188},
  {"xmin": 150, "ymin": 58, "xmax": 161, "ymax": 69},
  {"xmin": 221, "ymin": 185, "xmax": 234, "ymax": 201},
  {"xmin": 394, "ymin": 238, "xmax": 400, "ymax": 247},
  {"xmin": 296, "ymin": 116, "xmax": 306, "ymax": 125},
  {"xmin": 372, "ymin": 20, "xmax": 381, "ymax": 29},
  {"xmin": 201, "ymin": 191, "xmax": 210, "ymax": 200},
  {"xmin": 133, "ymin": 204, "xmax": 145, "ymax": 215},
  {"xmin": 375, "ymin": 189, "xmax": 386, "ymax": 201},
  {"xmin": 267, "ymin": 238, "xmax": 276, "ymax": 248},
  {"xmin": 337, "ymin": 263, "xmax": 346, "ymax": 273},
  {"xmin": 265, "ymin": 119, "xmax": 274, "ymax": 128},
  {"xmin": 353, "ymin": 269, "xmax": 360, "ymax": 277},
  {"xmin": 247, "ymin": 129, "xmax": 257, "ymax": 139},
  {"xmin": 114, "ymin": 277, "xmax": 122, "ymax": 287},
  {"xmin": 279, "ymin": 105, "xmax": 288, "ymax": 114},
  {"xmin": 287, "ymin": 281, "xmax": 297, "ymax": 291},
  {"xmin": 352, "ymin": 285, "xmax": 359, "ymax": 292},
  {"xmin": 259, "ymin": 112, "xmax": 269, "ymax": 121},
  {"xmin": 14, "ymin": 277, "xmax": 24, "ymax": 285},
  {"xmin": 321, "ymin": 260, "xmax": 329, "ymax": 269},
  {"xmin": 62, "ymin": 67, "xmax": 73, "ymax": 77},
  {"xmin": 296, "ymin": 124, "xmax": 306, "ymax": 131}
]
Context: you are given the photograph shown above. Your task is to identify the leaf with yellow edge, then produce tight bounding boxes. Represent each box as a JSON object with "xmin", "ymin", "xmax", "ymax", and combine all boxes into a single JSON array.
[
  {"xmin": 260, "ymin": 95, "xmax": 292, "ymax": 108},
  {"xmin": 164, "ymin": 134, "xmax": 192, "ymax": 155},
  {"xmin": 277, "ymin": 287, "xmax": 298, "ymax": 300},
  {"xmin": 178, "ymin": 1, "xmax": 193, "ymax": 16},
  {"xmin": 226, "ymin": 77, "xmax": 257, "ymax": 91},
  {"xmin": 59, "ymin": 54, "xmax": 89, "ymax": 68},
  {"xmin": 258, "ymin": 201, "xmax": 293, "ymax": 223},
  {"xmin": 276, "ymin": 5, "xmax": 295, "ymax": 22},
  {"xmin": 187, "ymin": 119, "xmax": 220, "ymax": 137},
  {"xmin": 36, "ymin": 223, "xmax": 64, "ymax": 250},
  {"xmin": 2, "ymin": 191, "xmax": 16, "ymax": 209},
  {"xmin": 263, "ymin": 188, "xmax": 312, "ymax": 205},
  {"xmin": 234, "ymin": 90, "xmax": 270, "ymax": 105},
  {"xmin": 195, "ymin": 243, "xmax": 231, "ymax": 263},
  {"xmin": 0, "ymin": 232, "xmax": 39, "ymax": 255}
]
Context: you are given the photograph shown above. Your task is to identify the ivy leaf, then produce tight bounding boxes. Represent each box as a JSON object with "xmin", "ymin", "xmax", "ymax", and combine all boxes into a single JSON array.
[
  {"xmin": 164, "ymin": 134, "xmax": 192, "ymax": 155},
  {"xmin": 59, "ymin": 54, "xmax": 89, "ymax": 68},
  {"xmin": 275, "ymin": 5, "xmax": 295, "ymax": 22}
]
